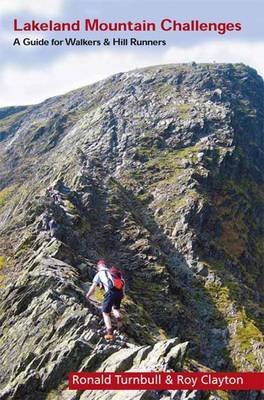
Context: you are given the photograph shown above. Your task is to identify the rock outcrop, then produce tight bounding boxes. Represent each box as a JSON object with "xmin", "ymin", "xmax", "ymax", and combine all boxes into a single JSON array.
[{"xmin": 0, "ymin": 63, "xmax": 263, "ymax": 400}]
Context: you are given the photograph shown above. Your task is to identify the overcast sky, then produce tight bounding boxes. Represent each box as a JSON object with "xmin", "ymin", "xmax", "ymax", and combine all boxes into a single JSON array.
[{"xmin": 0, "ymin": 0, "xmax": 263, "ymax": 107}]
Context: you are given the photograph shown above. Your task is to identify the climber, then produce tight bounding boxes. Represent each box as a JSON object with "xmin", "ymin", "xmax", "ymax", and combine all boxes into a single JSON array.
[
  {"xmin": 47, "ymin": 186, "xmax": 60, "ymax": 203},
  {"xmin": 47, "ymin": 186, "xmax": 54, "ymax": 196},
  {"xmin": 86, "ymin": 259, "xmax": 125, "ymax": 341},
  {"xmin": 49, "ymin": 218, "xmax": 58, "ymax": 238},
  {"xmin": 41, "ymin": 211, "xmax": 50, "ymax": 231}
]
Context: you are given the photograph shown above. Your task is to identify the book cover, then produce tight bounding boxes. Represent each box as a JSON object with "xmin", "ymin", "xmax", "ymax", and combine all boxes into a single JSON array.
[{"xmin": 0, "ymin": 1, "xmax": 263, "ymax": 399}]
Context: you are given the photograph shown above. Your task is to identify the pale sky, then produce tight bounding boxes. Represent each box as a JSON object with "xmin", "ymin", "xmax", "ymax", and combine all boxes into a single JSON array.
[{"xmin": 0, "ymin": 0, "xmax": 263, "ymax": 107}]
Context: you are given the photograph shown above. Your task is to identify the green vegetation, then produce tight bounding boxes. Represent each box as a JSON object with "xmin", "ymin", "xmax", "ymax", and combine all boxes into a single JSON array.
[
  {"xmin": 156, "ymin": 82, "xmax": 175, "ymax": 97},
  {"xmin": 156, "ymin": 197, "xmax": 187, "ymax": 223},
  {"xmin": 0, "ymin": 256, "xmax": 6, "ymax": 270},
  {"xmin": 210, "ymin": 174, "xmax": 264, "ymax": 274},
  {"xmin": 201, "ymin": 166, "xmax": 264, "ymax": 370},
  {"xmin": 124, "ymin": 145, "xmax": 201, "ymax": 206},
  {"xmin": 0, "ymin": 110, "xmax": 26, "ymax": 131},
  {"xmin": 122, "ymin": 295, "xmax": 157, "ymax": 344},
  {"xmin": 205, "ymin": 277, "xmax": 263, "ymax": 370},
  {"xmin": 235, "ymin": 310, "xmax": 263, "ymax": 351},
  {"xmin": 44, "ymin": 240, "xmax": 61, "ymax": 257},
  {"xmin": 232, "ymin": 309, "xmax": 263, "ymax": 369},
  {"xmin": 132, "ymin": 278, "xmax": 164, "ymax": 297},
  {"xmin": 46, "ymin": 390, "xmax": 63, "ymax": 400},
  {"xmin": 64, "ymin": 199, "xmax": 75, "ymax": 210},
  {"xmin": 131, "ymin": 146, "xmax": 201, "ymax": 218},
  {"xmin": 220, "ymin": 220, "xmax": 246, "ymax": 258},
  {"xmin": 205, "ymin": 281, "xmax": 231, "ymax": 312},
  {"xmin": 215, "ymin": 390, "xmax": 231, "ymax": 400},
  {"xmin": 135, "ymin": 191, "xmax": 153, "ymax": 205},
  {"xmin": 178, "ymin": 103, "xmax": 191, "ymax": 119},
  {"xmin": 14, "ymin": 235, "xmax": 34, "ymax": 258},
  {"xmin": 0, "ymin": 256, "xmax": 7, "ymax": 287},
  {"xmin": 0, "ymin": 185, "xmax": 16, "ymax": 208},
  {"xmin": 134, "ymin": 145, "xmax": 156, "ymax": 161},
  {"xmin": 133, "ymin": 143, "xmax": 201, "ymax": 173},
  {"xmin": 147, "ymin": 145, "xmax": 199, "ymax": 173}
]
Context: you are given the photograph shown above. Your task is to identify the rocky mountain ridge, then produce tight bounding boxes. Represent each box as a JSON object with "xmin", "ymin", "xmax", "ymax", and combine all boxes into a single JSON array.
[{"xmin": 0, "ymin": 63, "xmax": 263, "ymax": 400}]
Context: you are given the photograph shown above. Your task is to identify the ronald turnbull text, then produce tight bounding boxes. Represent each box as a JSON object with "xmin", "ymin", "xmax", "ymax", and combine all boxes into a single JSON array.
[
  {"xmin": 70, "ymin": 373, "xmax": 245, "ymax": 389},
  {"xmin": 13, "ymin": 18, "xmax": 242, "ymax": 35}
]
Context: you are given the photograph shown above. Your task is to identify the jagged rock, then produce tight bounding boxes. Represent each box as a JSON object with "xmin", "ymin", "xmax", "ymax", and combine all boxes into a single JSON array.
[{"xmin": 79, "ymin": 339, "xmax": 189, "ymax": 400}]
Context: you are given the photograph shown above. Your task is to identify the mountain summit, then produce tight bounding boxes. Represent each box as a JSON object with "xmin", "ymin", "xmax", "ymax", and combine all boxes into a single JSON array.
[{"xmin": 0, "ymin": 63, "xmax": 263, "ymax": 400}]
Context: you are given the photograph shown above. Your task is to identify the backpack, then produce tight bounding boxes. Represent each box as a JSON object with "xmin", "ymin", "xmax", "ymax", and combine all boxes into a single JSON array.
[{"xmin": 108, "ymin": 266, "xmax": 125, "ymax": 291}]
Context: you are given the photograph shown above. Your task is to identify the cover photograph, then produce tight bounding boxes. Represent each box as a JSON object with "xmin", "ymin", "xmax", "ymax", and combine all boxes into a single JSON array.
[{"xmin": 0, "ymin": 1, "xmax": 263, "ymax": 399}]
